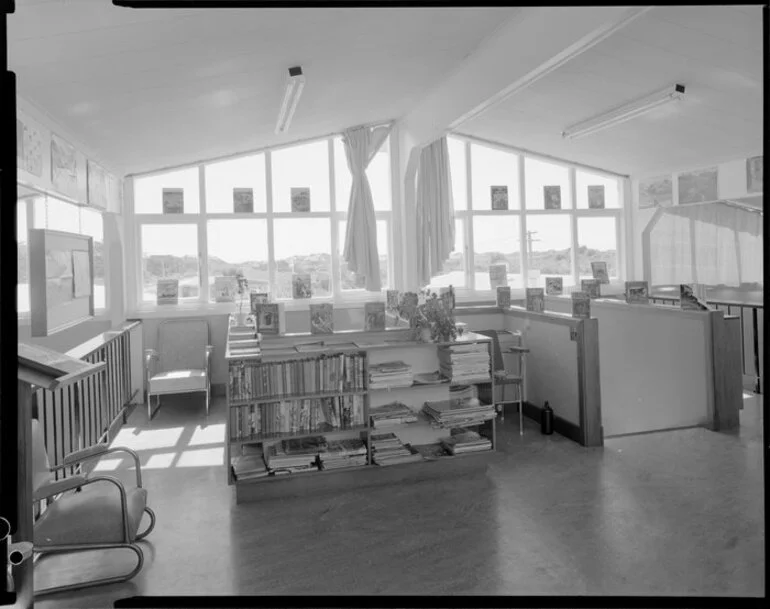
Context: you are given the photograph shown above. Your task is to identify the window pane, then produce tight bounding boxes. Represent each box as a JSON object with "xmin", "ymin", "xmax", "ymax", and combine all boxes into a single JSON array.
[
  {"xmin": 46, "ymin": 197, "xmax": 80, "ymax": 233},
  {"xmin": 447, "ymin": 137, "xmax": 467, "ymax": 210},
  {"xmin": 134, "ymin": 168, "xmax": 200, "ymax": 214},
  {"xmin": 32, "ymin": 196, "xmax": 46, "ymax": 228},
  {"xmin": 576, "ymin": 171, "xmax": 620, "ymax": 209},
  {"xmin": 577, "ymin": 217, "xmax": 618, "ymax": 279},
  {"xmin": 333, "ymin": 137, "xmax": 391, "ymax": 212},
  {"xmin": 207, "ymin": 220, "xmax": 269, "ymax": 301},
  {"xmin": 428, "ymin": 218, "xmax": 465, "ymax": 289},
  {"xmin": 18, "ymin": 201, "xmax": 29, "ymax": 313},
  {"xmin": 338, "ymin": 220, "xmax": 389, "ymax": 290},
  {"xmin": 473, "ymin": 216, "xmax": 522, "ymax": 289},
  {"xmin": 273, "ymin": 219, "xmax": 331, "ymax": 299},
  {"xmin": 525, "ymin": 157, "xmax": 571, "ymax": 210},
  {"xmin": 80, "ymin": 208, "xmax": 105, "ymax": 309},
  {"xmin": 525, "ymin": 215, "xmax": 574, "ymax": 288},
  {"xmin": 470, "ymin": 144, "xmax": 520, "ymax": 210},
  {"xmin": 205, "ymin": 154, "xmax": 266, "ymax": 214},
  {"xmin": 272, "ymin": 141, "xmax": 330, "ymax": 213},
  {"xmin": 141, "ymin": 225, "xmax": 199, "ymax": 302}
]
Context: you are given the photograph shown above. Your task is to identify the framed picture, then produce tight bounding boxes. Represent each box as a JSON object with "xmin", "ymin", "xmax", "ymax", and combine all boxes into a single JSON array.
[
  {"xmin": 490, "ymin": 185, "xmax": 509, "ymax": 210},
  {"xmin": 581, "ymin": 279, "xmax": 601, "ymax": 299},
  {"xmin": 233, "ymin": 188, "xmax": 254, "ymax": 213},
  {"xmin": 162, "ymin": 188, "xmax": 184, "ymax": 214},
  {"xmin": 291, "ymin": 187, "xmax": 311, "ymax": 212},
  {"xmin": 747, "ymin": 156, "xmax": 763, "ymax": 194},
  {"xmin": 590, "ymin": 261, "xmax": 609, "ymax": 284},
  {"xmin": 292, "ymin": 273, "xmax": 312, "ymax": 299},
  {"xmin": 587, "ymin": 185, "xmax": 605, "ymax": 209},
  {"xmin": 310, "ymin": 303, "xmax": 334, "ymax": 334},
  {"xmin": 544, "ymin": 185, "xmax": 562, "ymax": 210},
  {"xmin": 639, "ymin": 175, "xmax": 673, "ymax": 209},
  {"xmin": 496, "ymin": 286, "xmax": 511, "ymax": 308},
  {"xmin": 386, "ymin": 289, "xmax": 400, "ymax": 311},
  {"xmin": 625, "ymin": 281, "xmax": 649, "ymax": 305},
  {"xmin": 255, "ymin": 303, "xmax": 281, "ymax": 334},
  {"xmin": 157, "ymin": 279, "xmax": 179, "ymax": 306},
  {"xmin": 678, "ymin": 167, "xmax": 718, "ymax": 205},
  {"xmin": 545, "ymin": 277, "xmax": 563, "ymax": 296},
  {"xmin": 51, "ymin": 133, "xmax": 79, "ymax": 199},
  {"xmin": 249, "ymin": 291, "xmax": 269, "ymax": 312}
]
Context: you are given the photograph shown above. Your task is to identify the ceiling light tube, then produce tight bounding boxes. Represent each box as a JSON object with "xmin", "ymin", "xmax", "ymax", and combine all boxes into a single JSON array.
[
  {"xmin": 275, "ymin": 66, "xmax": 305, "ymax": 135},
  {"xmin": 562, "ymin": 83, "xmax": 685, "ymax": 140}
]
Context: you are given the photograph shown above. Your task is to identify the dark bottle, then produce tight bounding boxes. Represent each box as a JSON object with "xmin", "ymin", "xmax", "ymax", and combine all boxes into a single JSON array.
[{"xmin": 541, "ymin": 401, "xmax": 554, "ymax": 435}]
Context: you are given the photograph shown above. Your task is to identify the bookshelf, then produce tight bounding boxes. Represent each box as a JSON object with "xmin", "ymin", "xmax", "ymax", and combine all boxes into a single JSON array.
[{"xmin": 224, "ymin": 318, "xmax": 497, "ymax": 500}]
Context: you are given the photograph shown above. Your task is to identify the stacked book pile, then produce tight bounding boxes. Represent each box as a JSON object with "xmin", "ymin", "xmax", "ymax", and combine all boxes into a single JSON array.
[
  {"xmin": 422, "ymin": 398, "xmax": 496, "ymax": 428},
  {"xmin": 265, "ymin": 435, "xmax": 327, "ymax": 474},
  {"xmin": 438, "ymin": 343, "xmax": 490, "ymax": 384},
  {"xmin": 368, "ymin": 432, "xmax": 423, "ymax": 466},
  {"xmin": 369, "ymin": 401, "xmax": 418, "ymax": 428},
  {"xmin": 318, "ymin": 438, "xmax": 368, "ymax": 471},
  {"xmin": 440, "ymin": 428, "xmax": 492, "ymax": 455},
  {"xmin": 369, "ymin": 361, "xmax": 413, "ymax": 390},
  {"xmin": 231, "ymin": 443, "xmax": 270, "ymax": 481}
]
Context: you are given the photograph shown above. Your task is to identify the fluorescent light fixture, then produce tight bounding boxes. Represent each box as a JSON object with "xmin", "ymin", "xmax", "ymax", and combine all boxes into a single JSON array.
[
  {"xmin": 562, "ymin": 84, "xmax": 685, "ymax": 140},
  {"xmin": 275, "ymin": 66, "xmax": 305, "ymax": 135}
]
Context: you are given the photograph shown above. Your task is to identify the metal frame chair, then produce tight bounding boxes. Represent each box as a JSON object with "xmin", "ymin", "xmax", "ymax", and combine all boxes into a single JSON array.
[{"xmin": 31, "ymin": 419, "xmax": 156, "ymax": 597}]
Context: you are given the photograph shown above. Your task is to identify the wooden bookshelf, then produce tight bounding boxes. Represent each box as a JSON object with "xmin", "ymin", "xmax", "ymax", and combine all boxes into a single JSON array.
[{"xmin": 224, "ymin": 317, "xmax": 496, "ymax": 501}]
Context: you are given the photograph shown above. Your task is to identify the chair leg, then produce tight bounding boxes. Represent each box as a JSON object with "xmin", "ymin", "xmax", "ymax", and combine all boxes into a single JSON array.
[
  {"xmin": 519, "ymin": 395, "xmax": 524, "ymax": 436},
  {"xmin": 205, "ymin": 387, "xmax": 210, "ymax": 418},
  {"xmin": 135, "ymin": 507, "xmax": 156, "ymax": 542},
  {"xmin": 34, "ymin": 543, "xmax": 144, "ymax": 598}
]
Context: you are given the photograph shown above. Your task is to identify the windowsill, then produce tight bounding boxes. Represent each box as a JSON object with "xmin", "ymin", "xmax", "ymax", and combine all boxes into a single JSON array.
[{"xmin": 17, "ymin": 309, "xmax": 109, "ymax": 327}]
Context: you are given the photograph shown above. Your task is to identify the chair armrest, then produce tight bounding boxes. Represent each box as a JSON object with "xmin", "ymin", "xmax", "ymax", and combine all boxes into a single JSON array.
[
  {"xmin": 205, "ymin": 345, "xmax": 214, "ymax": 379},
  {"xmin": 79, "ymin": 475, "xmax": 132, "ymax": 543},
  {"xmin": 58, "ymin": 445, "xmax": 143, "ymax": 488},
  {"xmin": 33, "ymin": 475, "xmax": 87, "ymax": 502}
]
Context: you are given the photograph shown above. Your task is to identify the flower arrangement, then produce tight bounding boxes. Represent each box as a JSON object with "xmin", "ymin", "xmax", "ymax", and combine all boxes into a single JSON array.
[{"xmin": 397, "ymin": 287, "xmax": 457, "ymax": 343}]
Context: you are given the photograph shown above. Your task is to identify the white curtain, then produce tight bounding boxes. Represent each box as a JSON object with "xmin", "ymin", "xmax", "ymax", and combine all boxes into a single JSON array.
[
  {"xmin": 341, "ymin": 124, "xmax": 391, "ymax": 291},
  {"xmin": 415, "ymin": 137, "xmax": 455, "ymax": 288},
  {"xmin": 650, "ymin": 202, "xmax": 763, "ymax": 287}
]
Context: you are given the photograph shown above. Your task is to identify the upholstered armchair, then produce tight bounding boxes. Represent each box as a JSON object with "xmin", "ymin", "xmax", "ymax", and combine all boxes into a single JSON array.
[
  {"xmin": 31, "ymin": 418, "xmax": 156, "ymax": 596},
  {"xmin": 145, "ymin": 319, "xmax": 213, "ymax": 420}
]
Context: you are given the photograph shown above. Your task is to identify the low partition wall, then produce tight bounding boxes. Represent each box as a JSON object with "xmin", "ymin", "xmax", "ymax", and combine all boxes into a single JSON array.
[{"xmin": 542, "ymin": 296, "xmax": 741, "ymax": 436}]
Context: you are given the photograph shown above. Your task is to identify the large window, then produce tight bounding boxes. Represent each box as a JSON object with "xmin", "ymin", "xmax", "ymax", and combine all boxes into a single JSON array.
[
  {"xmin": 130, "ymin": 132, "xmax": 392, "ymax": 308},
  {"xmin": 446, "ymin": 136, "xmax": 624, "ymax": 294}
]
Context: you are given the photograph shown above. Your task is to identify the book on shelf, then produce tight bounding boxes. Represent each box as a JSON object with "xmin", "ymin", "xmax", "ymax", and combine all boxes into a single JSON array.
[
  {"xmin": 367, "ymin": 432, "xmax": 423, "ymax": 466},
  {"xmin": 525, "ymin": 288, "xmax": 545, "ymax": 313},
  {"xmin": 231, "ymin": 443, "xmax": 270, "ymax": 481},
  {"xmin": 423, "ymin": 398, "xmax": 496, "ymax": 428},
  {"xmin": 440, "ymin": 428, "xmax": 492, "ymax": 455},
  {"xmin": 386, "ymin": 289, "xmax": 400, "ymax": 311},
  {"xmin": 545, "ymin": 277, "xmax": 563, "ymax": 296},
  {"xmin": 309, "ymin": 303, "xmax": 334, "ymax": 335},
  {"xmin": 364, "ymin": 302, "xmax": 386, "ymax": 332},
  {"xmin": 369, "ymin": 361, "xmax": 413, "ymax": 390},
  {"xmin": 496, "ymin": 286, "xmax": 511, "ymax": 308},
  {"xmin": 590, "ymin": 261, "xmax": 610, "ymax": 284},
  {"xmin": 325, "ymin": 341, "xmax": 360, "ymax": 351},
  {"xmin": 370, "ymin": 401, "xmax": 418, "ymax": 427},
  {"xmin": 409, "ymin": 443, "xmax": 450, "ymax": 460},
  {"xmin": 412, "ymin": 371, "xmax": 449, "ymax": 385},
  {"xmin": 295, "ymin": 341, "xmax": 326, "ymax": 352},
  {"xmin": 625, "ymin": 281, "xmax": 650, "ymax": 304},
  {"xmin": 571, "ymin": 291, "xmax": 591, "ymax": 319},
  {"xmin": 249, "ymin": 291, "xmax": 270, "ymax": 312},
  {"xmin": 254, "ymin": 303, "xmax": 283, "ymax": 335},
  {"xmin": 581, "ymin": 279, "xmax": 601, "ymax": 299}
]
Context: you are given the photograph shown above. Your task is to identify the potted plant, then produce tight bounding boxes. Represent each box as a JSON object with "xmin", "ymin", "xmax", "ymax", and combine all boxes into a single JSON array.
[{"xmin": 398, "ymin": 288, "xmax": 457, "ymax": 343}]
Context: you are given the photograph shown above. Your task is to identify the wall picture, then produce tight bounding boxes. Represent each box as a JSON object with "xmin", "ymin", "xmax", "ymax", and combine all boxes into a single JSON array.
[
  {"xmin": 87, "ymin": 160, "xmax": 108, "ymax": 209},
  {"xmin": 490, "ymin": 185, "xmax": 509, "ymax": 210},
  {"xmin": 544, "ymin": 185, "xmax": 562, "ymax": 210},
  {"xmin": 291, "ymin": 187, "xmax": 311, "ymax": 212},
  {"xmin": 233, "ymin": 188, "xmax": 254, "ymax": 213},
  {"xmin": 162, "ymin": 188, "xmax": 184, "ymax": 214},
  {"xmin": 747, "ymin": 156, "xmax": 763, "ymax": 194},
  {"xmin": 157, "ymin": 279, "xmax": 179, "ymax": 305},
  {"xmin": 292, "ymin": 273, "xmax": 312, "ymax": 299},
  {"xmin": 587, "ymin": 185, "xmax": 605, "ymax": 209},
  {"xmin": 51, "ymin": 133, "xmax": 79, "ymax": 199},
  {"xmin": 678, "ymin": 167, "xmax": 718, "ymax": 205},
  {"xmin": 19, "ymin": 119, "xmax": 43, "ymax": 177},
  {"xmin": 638, "ymin": 175, "xmax": 673, "ymax": 209}
]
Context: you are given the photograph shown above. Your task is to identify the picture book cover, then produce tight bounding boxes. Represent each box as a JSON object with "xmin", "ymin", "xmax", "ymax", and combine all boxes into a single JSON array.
[
  {"xmin": 439, "ymin": 286, "xmax": 455, "ymax": 310},
  {"xmin": 290, "ymin": 187, "xmax": 311, "ymax": 212},
  {"xmin": 255, "ymin": 303, "xmax": 281, "ymax": 334},
  {"xmin": 386, "ymin": 289, "xmax": 400, "ymax": 311},
  {"xmin": 233, "ymin": 188, "xmax": 254, "ymax": 213},
  {"xmin": 489, "ymin": 264, "xmax": 508, "ymax": 289},
  {"xmin": 490, "ymin": 185, "xmax": 508, "ymax": 210},
  {"xmin": 214, "ymin": 276, "xmax": 236, "ymax": 303},
  {"xmin": 496, "ymin": 286, "xmax": 511, "ymax": 308},
  {"xmin": 587, "ymin": 185, "xmax": 605, "ymax": 209},
  {"xmin": 310, "ymin": 303, "xmax": 334, "ymax": 335},
  {"xmin": 544, "ymin": 185, "xmax": 562, "ymax": 210},
  {"xmin": 581, "ymin": 279, "xmax": 601, "ymax": 299},
  {"xmin": 249, "ymin": 291, "xmax": 269, "ymax": 313},
  {"xmin": 591, "ymin": 261, "xmax": 610, "ymax": 284},
  {"xmin": 680, "ymin": 284, "xmax": 710, "ymax": 311},
  {"xmin": 364, "ymin": 302, "xmax": 386, "ymax": 332},
  {"xmin": 571, "ymin": 291, "xmax": 591, "ymax": 319},
  {"xmin": 545, "ymin": 277, "xmax": 563, "ymax": 296},
  {"xmin": 525, "ymin": 288, "xmax": 545, "ymax": 313},
  {"xmin": 162, "ymin": 188, "xmax": 184, "ymax": 214},
  {"xmin": 157, "ymin": 279, "xmax": 179, "ymax": 305},
  {"xmin": 625, "ymin": 281, "xmax": 649, "ymax": 305},
  {"xmin": 292, "ymin": 273, "xmax": 312, "ymax": 299}
]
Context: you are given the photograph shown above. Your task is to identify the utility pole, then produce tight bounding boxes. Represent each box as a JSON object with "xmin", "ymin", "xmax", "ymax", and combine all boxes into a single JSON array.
[{"xmin": 526, "ymin": 230, "xmax": 540, "ymax": 259}]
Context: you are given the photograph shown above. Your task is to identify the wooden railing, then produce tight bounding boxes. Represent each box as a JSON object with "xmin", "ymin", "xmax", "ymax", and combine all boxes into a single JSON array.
[
  {"xmin": 31, "ymin": 321, "xmax": 142, "ymax": 480},
  {"xmin": 650, "ymin": 295, "xmax": 763, "ymax": 394}
]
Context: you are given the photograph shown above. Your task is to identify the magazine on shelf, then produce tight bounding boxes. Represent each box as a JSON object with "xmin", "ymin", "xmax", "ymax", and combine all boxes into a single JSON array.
[
  {"xmin": 290, "ymin": 187, "xmax": 311, "ymax": 212},
  {"xmin": 233, "ymin": 187, "xmax": 254, "ymax": 213},
  {"xmin": 680, "ymin": 284, "xmax": 710, "ymax": 311},
  {"xmin": 490, "ymin": 185, "xmax": 509, "ymax": 210},
  {"xmin": 571, "ymin": 291, "xmax": 591, "ymax": 319},
  {"xmin": 525, "ymin": 288, "xmax": 545, "ymax": 313},
  {"xmin": 295, "ymin": 341, "xmax": 327, "ymax": 352},
  {"xmin": 625, "ymin": 281, "xmax": 650, "ymax": 304},
  {"xmin": 309, "ymin": 303, "xmax": 334, "ymax": 335},
  {"xmin": 161, "ymin": 188, "xmax": 184, "ymax": 214},
  {"xmin": 249, "ymin": 291, "xmax": 270, "ymax": 313},
  {"xmin": 364, "ymin": 302, "xmax": 386, "ymax": 331},
  {"xmin": 496, "ymin": 286, "xmax": 511, "ymax": 308},
  {"xmin": 292, "ymin": 274, "xmax": 312, "ymax": 299},
  {"xmin": 254, "ymin": 303, "xmax": 282, "ymax": 334},
  {"xmin": 590, "ymin": 261, "xmax": 610, "ymax": 284},
  {"xmin": 545, "ymin": 277, "xmax": 563, "ymax": 296},
  {"xmin": 581, "ymin": 279, "xmax": 601, "ymax": 299},
  {"xmin": 386, "ymin": 289, "xmax": 400, "ymax": 311},
  {"xmin": 156, "ymin": 279, "xmax": 179, "ymax": 305}
]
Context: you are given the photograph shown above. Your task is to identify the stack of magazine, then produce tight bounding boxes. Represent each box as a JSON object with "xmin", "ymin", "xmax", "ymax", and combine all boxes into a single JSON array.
[
  {"xmin": 369, "ymin": 361, "xmax": 413, "ymax": 390},
  {"xmin": 438, "ymin": 343, "xmax": 490, "ymax": 384},
  {"xmin": 231, "ymin": 443, "xmax": 270, "ymax": 481},
  {"xmin": 440, "ymin": 428, "xmax": 492, "ymax": 455},
  {"xmin": 368, "ymin": 431, "xmax": 423, "ymax": 466},
  {"xmin": 265, "ymin": 435, "xmax": 327, "ymax": 474},
  {"xmin": 318, "ymin": 438, "xmax": 368, "ymax": 471},
  {"xmin": 422, "ymin": 398, "xmax": 496, "ymax": 428},
  {"xmin": 369, "ymin": 401, "xmax": 418, "ymax": 428}
]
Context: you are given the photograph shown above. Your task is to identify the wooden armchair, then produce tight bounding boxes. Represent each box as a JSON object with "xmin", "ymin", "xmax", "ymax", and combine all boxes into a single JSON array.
[
  {"xmin": 145, "ymin": 319, "xmax": 213, "ymax": 420},
  {"xmin": 31, "ymin": 419, "xmax": 156, "ymax": 597}
]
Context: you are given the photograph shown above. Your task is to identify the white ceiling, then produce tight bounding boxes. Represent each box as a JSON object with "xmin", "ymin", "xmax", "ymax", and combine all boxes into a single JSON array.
[
  {"xmin": 459, "ymin": 5, "xmax": 764, "ymax": 177},
  {"xmin": 9, "ymin": 1, "xmax": 514, "ymax": 175}
]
